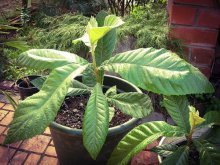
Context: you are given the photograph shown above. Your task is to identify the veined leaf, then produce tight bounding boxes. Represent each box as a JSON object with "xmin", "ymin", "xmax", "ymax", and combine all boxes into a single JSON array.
[
  {"xmin": 83, "ymin": 83, "xmax": 109, "ymax": 160},
  {"xmin": 67, "ymin": 79, "xmax": 92, "ymax": 96},
  {"xmin": 105, "ymin": 86, "xmax": 117, "ymax": 97},
  {"xmin": 96, "ymin": 11, "xmax": 108, "ymax": 26},
  {"xmin": 163, "ymin": 96, "xmax": 191, "ymax": 133},
  {"xmin": 194, "ymin": 140, "xmax": 220, "ymax": 165},
  {"xmin": 4, "ymin": 64, "xmax": 87, "ymax": 144},
  {"xmin": 108, "ymin": 121, "xmax": 184, "ymax": 165},
  {"xmin": 162, "ymin": 146, "xmax": 189, "ymax": 165},
  {"xmin": 31, "ymin": 76, "xmax": 47, "ymax": 90},
  {"xmin": 4, "ymin": 41, "xmax": 30, "ymax": 51},
  {"xmin": 189, "ymin": 108, "xmax": 205, "ymax": 129},
  {"xmin": 151, "ymin": 143, "xmax": 178, "ymax": 157},
  {"xmin": 104, "ymin": 15, "xmax": 125, "ymax": 27},
  {"xmin": 109, "ymin": 107, "xmax": 115, "ymax": 122},
  {"xmin": 82, "ymin": 64, "xmax": 96, "ymax": 87},
  {"xmin": 107, "ymin": 92, "xmax": 153, "ymax": 118},
  {"xmin": 202, "ymin": 111, "xmax": 220, "ymax": 126},
  {"xmin": 18, "ymin": 49, "xmax": 88, "ymax": 70},
  {"xmin": 102, "ymin": 48, "xmax": 214, "ymax": 95}
]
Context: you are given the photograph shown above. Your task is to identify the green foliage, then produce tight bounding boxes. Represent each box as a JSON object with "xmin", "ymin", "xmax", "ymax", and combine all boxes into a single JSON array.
[
  {"xmin": 110, "ymin": 96, "xmax": 220, "ymax": 164},
  {"xmin": 83, "ymin": 83, "xmax": 109, "ymax": 159},
  {"xmin": 103, "ymin": 48, "xmax": 214, "ymax": 95},
  {"xmin": 5, "ymin": 13, "xmax": 214, "ymax": 161},
  {"xmin": 108, "ymin": 121, "xmax": 185, "ymax": 165},
  {"xmin": 118, "ymin": 3, "xmax": 183, "ymax": 55}
]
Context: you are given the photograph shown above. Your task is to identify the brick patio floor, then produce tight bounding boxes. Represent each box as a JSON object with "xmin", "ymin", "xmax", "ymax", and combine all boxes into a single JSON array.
[
  {"xmin": 0, "ymin": 91, "xmax": 59, "ymax": 165},
  {"xmin": 0, "ymin": 81, "xmax": 159, "ymax": 165}
]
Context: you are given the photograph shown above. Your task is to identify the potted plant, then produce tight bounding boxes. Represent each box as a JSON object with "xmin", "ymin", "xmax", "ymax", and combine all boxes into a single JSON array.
[
  {"xmin": 4, "ymin": 12, "xmax": 214, "ymax": 164},
  {"xmin": 109, "ymin": 96, "xmax": 220, "ymax": 164}
]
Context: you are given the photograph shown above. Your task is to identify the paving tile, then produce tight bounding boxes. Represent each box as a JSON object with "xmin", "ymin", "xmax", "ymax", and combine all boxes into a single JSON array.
[
  {"xmin": 40, "ymin": 156, "xmax": 59, "ymax": 165},
  {"xmin": 2, "ymin": 104, "xmax": 15, "ymax": 111},
  {"xmin": 0, "ymin": 109, "xmax": 9, "ymax": 121},
  {"xmin": 0, "ymin": 125, "xmax": 7, "ymax": 134},
  {"xmin": 0, "ymin": 81, "xmax": 14, "ymax": 90},
  {"xmin": 0, "ymin": 102, "xmax": 5, "ymax": 108},
  {"xmin": 2, "ymin": 127, "xmax": 8, "ymax": 135},
  {"xmin": 20, "ymin": 135, "xmax": 51, "ymax": 154},
  {"xmin": 24, "ymin": 153, "xmax": 41, "ymax": 165},
  {"xmin": 0, "ymin": 146, "xmax": 16, "ymax": 165},
  {"xmin": 50, "ymin": 140, "xmax": 54, "ymax": 146},
  {"xmin": 45, "ymin": 146, "xmax": 57, "ymax": 157},
  {"xmin": 44, "ymin": 127, "xmax": 51, "ymax": 135},
  {"xmin": 0, "ymin": 94, "xmax": 9, "ymax": 103},
  {"xmin": 0, "ymin": 135, "xmax": 6, "ymax": 144},
  {"xmin": 0, "ymin": 112, "xmax": 14, "ymax": 126},
  {"xmin": 10, "ymin": 151, "xmax": 28, "ymax": 164},
  {"xmin": 131, "ymin": 151, "xmax": 159, "ymax": 165}
]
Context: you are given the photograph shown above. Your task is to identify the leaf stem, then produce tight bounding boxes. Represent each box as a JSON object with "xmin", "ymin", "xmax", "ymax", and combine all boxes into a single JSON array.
[{"xmin": 91, "ymin": 45, "xmax": 102, "ymax": 84}]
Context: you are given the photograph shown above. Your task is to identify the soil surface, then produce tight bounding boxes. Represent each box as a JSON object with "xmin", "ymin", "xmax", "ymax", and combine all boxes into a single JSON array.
[{"xmin": 55, "ymin": 95, "xmax": 131, "ymax": 129}]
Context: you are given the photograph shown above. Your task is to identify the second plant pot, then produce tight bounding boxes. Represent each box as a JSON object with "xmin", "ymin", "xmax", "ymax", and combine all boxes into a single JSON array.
[
  {"xmin": 16, "ymin": 75, "xmax": 40, "ymax": 100},
  {"xmin": 49, "ymin": 75, "xmax": 141, "ymax": 164}
]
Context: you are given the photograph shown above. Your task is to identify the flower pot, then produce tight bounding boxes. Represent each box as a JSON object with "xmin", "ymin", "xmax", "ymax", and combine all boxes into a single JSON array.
[
  {"xmin": 16, "ymin": 75, "xmax": 40, "ymax": 100},
  {"xmin": 49, "ymin": 75, "xmax": 141, "ymax": 164}
]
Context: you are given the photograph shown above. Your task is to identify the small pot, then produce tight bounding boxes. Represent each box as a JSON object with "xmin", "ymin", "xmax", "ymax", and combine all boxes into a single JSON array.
[
  {"xmin": 49, "ymin": 75, "xmax": 142, "ymax": 164},
  {"xmin": 16, "ymin": 75, "xmax": 40, "ymax": 100}
]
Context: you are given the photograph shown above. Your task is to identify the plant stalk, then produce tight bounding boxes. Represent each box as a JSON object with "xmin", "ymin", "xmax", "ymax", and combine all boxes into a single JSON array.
[{"xmin": 91, "ymin": 46, "xmax": 102, "ymax": 85}]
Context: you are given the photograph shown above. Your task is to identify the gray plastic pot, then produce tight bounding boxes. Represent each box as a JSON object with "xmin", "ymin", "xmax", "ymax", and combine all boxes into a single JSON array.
[
  {"xmin": 16, "ymin": 75, "xmax": 40, "ymax": 100},
  {"xmin": 49, "ymin": 75, "xmax": 142, "ymax": 165}
]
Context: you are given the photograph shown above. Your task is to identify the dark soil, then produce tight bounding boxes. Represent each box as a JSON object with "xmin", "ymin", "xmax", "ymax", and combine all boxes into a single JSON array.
[{"xmin": 55, "ymin": 95, "xmax": 131, "ymax": 129}]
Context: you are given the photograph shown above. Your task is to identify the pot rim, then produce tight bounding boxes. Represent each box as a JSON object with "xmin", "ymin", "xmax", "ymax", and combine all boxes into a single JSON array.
[
  {"xmin": 16, "ymin": 75, "xmax": 41, "ymax": 90},
  {"xmin": 50, "ymin": 74, "xmax": 141, "ymax": 136}
]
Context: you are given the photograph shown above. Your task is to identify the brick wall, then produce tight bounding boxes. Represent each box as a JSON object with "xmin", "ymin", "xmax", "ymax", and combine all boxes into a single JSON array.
[{"xmin": 168, "ymin": 0, "xmax": 220, "ymax": 78}]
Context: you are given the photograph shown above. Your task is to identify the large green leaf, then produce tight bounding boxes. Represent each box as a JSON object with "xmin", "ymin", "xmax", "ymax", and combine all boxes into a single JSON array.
[
  {"xmin": 96, "ymin": 11, "xmax": 108, "ymax": 26},
  {"xmin": 194, "ymin": 140, "xmax": 220, "ymax": 165},
  {"xmin": 108, "ymin": 121, "xmax": 184, "ymax": 165},
  {"xmin": 162, "ymin": 146, "xmax": 189, "ymax": 165},
  {"xmin": 151, "ymin": 143, "xmax": 178, "ymax": 157},
  {"xmin": 18, "ymin": 49, "xmax": 88, "ymax": 70},
  {"xmin": 163, "ymin": 96, "xmax": 191, "ymax": 133},
  {"xmin": 202, "ymin": 111, "xmax": 220, "ymax": 126},
  {"xmin": 4, "ymin": 64, "xmax": 87, "ymax": 144},
  {"xmin": 67, "ymin": 80, "xmax": 92, "ymax": 96},
  {"xmin": 82, "ymin": 64, "xmax": 96, "ymax": 87},
  {"xmin": 102, "ymin": 48, "xmax": 214, "ymax": 95},
  {"xmin": 107, "ymin": 92, "xmax": 153, "ymax": 118},
  {"xmin": 4, "ymin": 41, "xmax": 30, "ymax": 51},
  {"xmin": 83, "ymin": 83, "xmax": 109, "ymax": 160}
]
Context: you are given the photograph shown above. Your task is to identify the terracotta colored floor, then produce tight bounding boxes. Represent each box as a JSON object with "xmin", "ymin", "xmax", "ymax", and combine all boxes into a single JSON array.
[{"xmin": 0, "ymin": 81, "xmax": 159, "ymax": 165}]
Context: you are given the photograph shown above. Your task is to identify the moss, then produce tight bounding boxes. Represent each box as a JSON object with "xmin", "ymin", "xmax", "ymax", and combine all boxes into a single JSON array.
[{"xmin": 118, "ymin": 3, "xmax": 183, "ymax": 55}]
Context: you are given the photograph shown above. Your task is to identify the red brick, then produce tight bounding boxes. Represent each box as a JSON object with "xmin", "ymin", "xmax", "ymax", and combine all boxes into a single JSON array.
[
  {"xmin": 198, "ymin": 66, "xmax": 212, "ymax": 78},
  {"xmin": 0, "ymin": 125, "xmax": 6, "ymax": 134},
  {"xmin": 0, "ymin": 146, "xmax": 16, "ymax": 164},
  {"xmin": 0, "ymin": 135, "xmax": 6, "ymax": 144},
  {"xmin": 174, "ymin": 0, "xmax": 215, "ymax": 6},
  {"xmin": 212, "ymin": 57, "xmax": 220, "ymax": 75},
  {"xmin": 197, "ymin": 10, "xmax": 220, "ymax": 29},
  {"xmin": 0, "ymin": 102, "xmax": 5, "ymax": 108},
  {"xmin": 10, "ymin": 151, "xmax": 28, "ymax": 164},
  {"xmin": 45, "ymin": 146, "xmax": 57, "ymax": 157},
  {"xmin": 190, "ymin": 47, "xmax": 215, "ymax": 65},
  {"xmin": 25, "ymin": 153, "xmax": 41, "ymax": 165},
  {"xmin": 131, "ymin": 151, "xmax": 159, "ymax": 165},
  {"xmin": 0, "ymin": 112, "xmax": 14, "ymax": 126},
  {"xmin": 182, "ymin": 46, "xmax": 191, "ymax": 62},
  {"xmin": 20, "ymin": 135, "xmax": 51, "ymax": 153},
  {"xmin": 0, "ymin": 109, "xmax": 9, "ymax": 121},
  {"xmin": 44, "ymin": 127, "xmax": 51, "ymax": 135},
  {"xmin": 171, "ymin": 5, "xmax": 196, "ymax": 25},
  {"xmin": 0, "ymin": 134, "xmax": 22, "ymax": 147},
  {"xmin": 40, "ymin": 156, "xmax": 59, "ymax": 165},
  {"xmin": 3, "ymin": 104, "xmax": 15, "ymax": 111},
  {"xmin": 50, "ymin": 140, "xmax": 54, "ymax": 146},
  {"xmin": 170, "ymin": 27, "xmax": 218, "ymax": 47}
]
